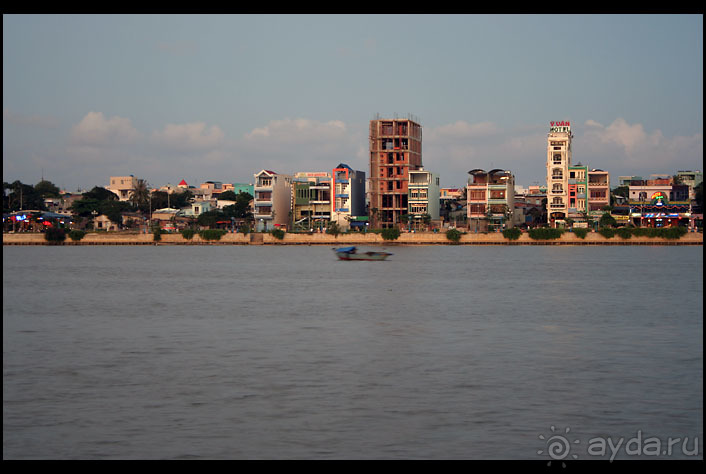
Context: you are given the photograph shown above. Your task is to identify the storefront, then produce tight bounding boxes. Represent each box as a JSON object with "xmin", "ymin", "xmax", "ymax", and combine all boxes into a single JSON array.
[{"xmin": 630, "ymin": 192, "xmax": 691, "ymax": 228}]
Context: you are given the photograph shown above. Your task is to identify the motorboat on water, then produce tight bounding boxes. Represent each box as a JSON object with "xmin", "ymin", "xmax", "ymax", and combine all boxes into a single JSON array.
[{"xmin": 333, "ymin": 246, "xmax": 392, "ymax": 261}]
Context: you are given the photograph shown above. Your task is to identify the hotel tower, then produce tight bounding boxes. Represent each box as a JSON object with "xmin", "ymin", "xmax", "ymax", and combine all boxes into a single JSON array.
[{"xmin": 546, "ymin": 121, "xmax": 573, "ymax": 226}]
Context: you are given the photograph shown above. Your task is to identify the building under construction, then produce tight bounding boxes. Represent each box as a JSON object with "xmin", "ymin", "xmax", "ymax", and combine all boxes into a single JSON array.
[{"xmin": 369, "ymin": 115, "xmax": 423, "ymax": 228}]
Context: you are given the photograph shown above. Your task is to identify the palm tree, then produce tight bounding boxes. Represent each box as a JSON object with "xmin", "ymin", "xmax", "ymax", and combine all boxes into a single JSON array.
[{"xmin": 129, "ymin": 179, "xmax": 149, "ymax": 213}]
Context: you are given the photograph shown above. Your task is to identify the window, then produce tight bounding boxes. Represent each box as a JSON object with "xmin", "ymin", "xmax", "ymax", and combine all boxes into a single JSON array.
[{"xmin": 469, "ymin": 190, "xmax": 486, "ymax": 200}]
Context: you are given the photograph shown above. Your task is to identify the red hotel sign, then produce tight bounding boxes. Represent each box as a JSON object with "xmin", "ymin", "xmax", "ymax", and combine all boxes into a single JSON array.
[{"xmin": 550, "ymin": 121, "xmax": 571, "ymax": 132}]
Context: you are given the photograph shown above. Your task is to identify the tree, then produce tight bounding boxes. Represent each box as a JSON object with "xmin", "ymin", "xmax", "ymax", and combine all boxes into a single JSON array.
[
  {"xmin": 221, "ymin": 192, "xmax": 253, "ymax": 220},
  {"xmin": 83, "ymin": 186, "xmax": 117, "ymax": 202},
  {"xmin": 326, "ymin": 221, "xmax": 341, "ymax": 236},
  {"xmin": 169, "ymin": 189, "xmax": 194, "ymax": 210},
  {"xmin": 3, "ymin": 180, "xmax": 46, "ymax": 212},
  {"xmin": 34, "ymin": 180, "xmax": 61, "ymax": 198},
  {"xmin": 217, "ymin": 190, "xmax": 239, "ymax": 201},
  {"xmin": 100, "ymin": 200, "xmax": 132, "ymax": 224},
  {"xmin": 599, "ymin": 212, "xmax": 617, "ymax": 228},
  {"xmin": 129, "ymin": 179, "xmax": 149, "ymax": 212},
  {"xmin": 196, "ymin": 209, "xmax": 224, "ymax": 228},
  {"xmin": 70, "ymin": 197, "xmax": 102, "ymax": 217},
  {"xmin": 150, "ymin": 191, "xmax": 170, "ymax": 210},
  {"xmin": 611, "ymin": 186, "xmax": 629, "ymax": 206}
]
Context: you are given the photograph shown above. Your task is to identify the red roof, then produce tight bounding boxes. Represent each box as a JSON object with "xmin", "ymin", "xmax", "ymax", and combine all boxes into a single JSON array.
[{"xmin": 178, "ymin": 179, "xmax": 188, "ymax": 186}]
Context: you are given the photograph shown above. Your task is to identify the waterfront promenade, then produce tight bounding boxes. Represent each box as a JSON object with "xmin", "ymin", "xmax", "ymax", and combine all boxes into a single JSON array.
[{"xmin": 3, "ymin": 231, "xmax": 703, "ymax": 246}]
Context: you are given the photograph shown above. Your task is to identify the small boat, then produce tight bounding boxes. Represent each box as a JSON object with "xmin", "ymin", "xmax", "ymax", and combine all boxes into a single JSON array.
[{"xmin": 333, "ymin": 246, "xmax": 392, "ymax": 261}]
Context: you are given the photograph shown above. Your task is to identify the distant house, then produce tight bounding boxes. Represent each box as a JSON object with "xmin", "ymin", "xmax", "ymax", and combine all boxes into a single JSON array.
[
  {"xmin": 253, "ymin": 170, "xmax": 292, "ymax": 231},
  {"xmin": 106, "ymin": 175, "xmax": 139, "ymax": 201},
  {"xmin": 408, "ymin": 168, "xmax": 440, "ymax": 224},
  {"xmin": 181, "ymin": 200, "xmax": 215, "ymax": 217},
  {"xmin": 467, "ymin": 169, "xmax": 516, "ymax": 232},
  {"xmin": 93, "ymin": 214, "xmax": 119, "ymax": 231},
  {"xmin": 331, "ymin": 163, "xmax": 366, "ymax": 231}
]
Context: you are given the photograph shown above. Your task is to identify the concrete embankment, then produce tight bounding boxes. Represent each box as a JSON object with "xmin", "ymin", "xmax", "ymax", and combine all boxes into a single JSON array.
[{"xmin": 3, "ymin": 231, "xmax": 703, "ymax": 246}]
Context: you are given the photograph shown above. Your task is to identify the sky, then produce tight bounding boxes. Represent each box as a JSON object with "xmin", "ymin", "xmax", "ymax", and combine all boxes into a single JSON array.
[{"xmin": 3, "ymin": 14, "xmax": 703, "ymax": 192}]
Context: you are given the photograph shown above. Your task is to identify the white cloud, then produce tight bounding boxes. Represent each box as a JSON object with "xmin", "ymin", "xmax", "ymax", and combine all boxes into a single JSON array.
[
  {"xmin": 239, "ymin": 118, "xmax": 357, "ymax": 174},
  {"xmin": 245, "ymin": 118, "xmax": 347, "ymax": 144},
  {"xmin": 582, "ymin": 118, "xmax": 653, "ymax": 155},
  {"xmin": 70, "ymin": 111, "xmax": 141, "ymax": 147},
  {"xmin": 151, "ymin": 122, "xmax": 225, "ymax": 150},
  {"xmin": 580, "ymin": 118, "xmax": 702, "ymax": 172}
]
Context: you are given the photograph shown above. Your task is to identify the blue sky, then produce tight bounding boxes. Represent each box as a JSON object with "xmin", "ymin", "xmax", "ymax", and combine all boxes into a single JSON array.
[{"xmin": 3, "ymin": 14, "xmax": 703, "ymax": 192}]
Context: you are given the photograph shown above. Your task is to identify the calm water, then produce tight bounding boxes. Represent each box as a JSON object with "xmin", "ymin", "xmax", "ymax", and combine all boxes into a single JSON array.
[{"xmin": 3, "ymin": 245, "xmax": 703, "ymax": 460}]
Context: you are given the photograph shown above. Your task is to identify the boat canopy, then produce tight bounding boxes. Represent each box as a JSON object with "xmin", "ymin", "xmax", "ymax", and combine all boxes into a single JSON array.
[{"xmin": 336, "ymin": 246, "xmax": 356, "ymax": 253}]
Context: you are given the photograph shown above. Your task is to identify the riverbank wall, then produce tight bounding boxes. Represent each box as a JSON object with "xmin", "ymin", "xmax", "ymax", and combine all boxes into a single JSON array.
[{"xmin": 3, "ymin": 231, "xmax": 703, "ymax": 246}]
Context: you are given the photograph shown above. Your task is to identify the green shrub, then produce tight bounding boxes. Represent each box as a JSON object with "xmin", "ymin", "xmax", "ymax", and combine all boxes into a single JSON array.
[
  {"xmin": 181, "ymin": 229, "xmax": 195, "ymax": 240},
  {"xmin": 616, "ymin": 227, "xmax": 632, "ymax": 239},
  {"xmin": 446, "ymin": 228, "xmax": 463, "ymax": 243},
  {"xmin": 270, "ymin": 228, "xmax": 285, "ymax": 240},
  {"xmin": 528, "ymin": 228, "xmax": 563, "ymax": 240},
  {"xmin": 381, "ymin": 227, "xmax": 401, "ymax": 241},
  {"xmin": 631, "ymin": 227, "xmax": 657, "ymax": 238},
  {"xmin": 660, "ymin": 226, "xmax": 687, "ymax": 240},
  {"xmin": 502, "ymin": 227, "xmax": 521, "ymax": 241},
  {"xmin": 200, "ymin": 229, "xmax": 227, "ymax": 241},
  {"xmin": 572, "ymin": 228, "xmax": 589, "ymax": 239},
  {"xmin": 326, "ymin": 222, "xmax": 341, "ymax": 236},
  {"xmin": 68, "ymin": 230, "xmax": 86, "ymax": 241},
  {"xmin": 238, "ymin": 225, "xmax": 250, "ymax": 235},
  {"xmin": 598, "ymin": 228, "xmax": 615, "ymax": 239},
  {"xmin": 44, "ymin": 227, "xmax": 66, "ymax": 244},
  {"xmin": 153, "ymin": 228, "xmax": 162, "ymax": 241}
]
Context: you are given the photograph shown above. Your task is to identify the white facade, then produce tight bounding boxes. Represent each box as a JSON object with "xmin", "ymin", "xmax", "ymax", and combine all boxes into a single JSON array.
[
  {"xmin": 331, "ymin": 163, "xmax": 366, "ymax": 230},
  {"xmin": 546, "ymin": 122, "xmax": 573, "ymax": 225},
  {"xmin": 408, "ymin": 168, "xmax": 440, "ymax": 221},
  {"xmin": 107, "ymin": 175, "xmax": 138, "ymax": 201},
  {"xmin": 254, "ymin": 170, "xmax": 292, "ymax": 231}
]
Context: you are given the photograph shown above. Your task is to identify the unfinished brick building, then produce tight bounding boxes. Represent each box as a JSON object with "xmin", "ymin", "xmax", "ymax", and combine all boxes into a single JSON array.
[{"xmin": 369, "ymin": 116, "xmax": 423, "ymax": 228}]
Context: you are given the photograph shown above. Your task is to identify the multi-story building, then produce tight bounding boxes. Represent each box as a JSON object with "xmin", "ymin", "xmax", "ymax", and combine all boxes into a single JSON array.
[
  {"xmin": 546, "ymin": 121, "xmax": 573, "ymax": 227},
  {"xmin": 369, "ymin": 116, "xmax": 423, "ymax": 228},
  {"xmin": 408, "ymin": 168, "xmax": 440, "ymax": 229},
  {"xmin": 107, "ymin": 175, "xmax": 139, "ymax": 201},
  {"xmin": 199, "ymin": 181, "xmax": 224, "ymax": 200},
  {"xmin": 587, "ymin": 169, "xmax": 610, "ymax": 213},
  {"xmin": 253, "ymin": 169, "xmax": 292, "ymax": 231},
  {"xmin": 331, "ymin": 163, "xmax": 366, "ymax": 231},
  {"xmin": 291, "ymin": 172, "xmax": 332, "ymax": 231},
  {"xmin": 627, "ymin": 175, "xmax": 692, "ymax": 228},
  {"xmin": 467, "ymin": 169, "xmax": 515, "ymax": 232},
  {"xmin": 676, "ymin": 170, "xmax": 703, "ymax": 200},
  {"xmin": 567, "ymin": 163, "xmax": 588, "ymax": 222}
]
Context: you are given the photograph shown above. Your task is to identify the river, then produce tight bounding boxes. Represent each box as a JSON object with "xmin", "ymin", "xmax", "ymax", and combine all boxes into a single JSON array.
[{"xmin": 3, "ymin": 245, "xmax": 703, "ymax": 459}]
